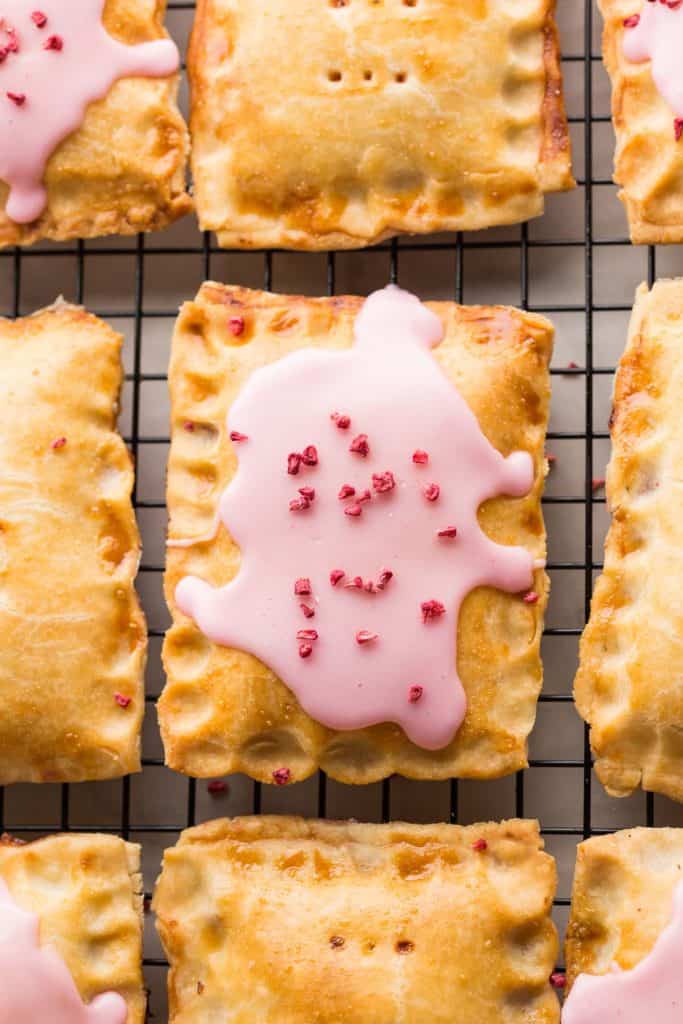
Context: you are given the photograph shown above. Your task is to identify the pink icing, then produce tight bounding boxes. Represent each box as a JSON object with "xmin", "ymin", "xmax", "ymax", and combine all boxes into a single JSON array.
[
  {"xmin": 175, "ymin": 286, "xmax": 536, "ymax": 751},
  {"xmin": 0, "ymin": 1, "xmax": 179, "ymax": 224},
  {"xmin": 0, "ymin": 878, "xmax": 127, "ymax": 1023},
  {"xmin": 623, "ymin": 1, "xmax": 683, "ymax": 117},
  {"xmin": 563, "ymin": 881, "xmax": 683, "ymax": 1023}
]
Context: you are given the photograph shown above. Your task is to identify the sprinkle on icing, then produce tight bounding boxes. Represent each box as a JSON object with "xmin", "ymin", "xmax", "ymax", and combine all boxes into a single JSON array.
[
  {"xmin": 175, "ymin": 286, "xmax": 535, "ymax": 750},
  {"xmin": 0, "ymin": 878, "xmax": 127, "ymax": 1023},
  {"xmin": 563, "ymin": 882, "xmax": 683, "ymax": 1023},
  {"xmin": 623, "ymin": 1, "xmax": 683, "ymax": 138},
  {"xmin": 0, "ymin": 1, "xmax": 179, "ymax": 224}
]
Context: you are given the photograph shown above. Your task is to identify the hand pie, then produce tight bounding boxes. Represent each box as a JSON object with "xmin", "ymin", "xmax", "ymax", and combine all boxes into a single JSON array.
[
  {"xmin": 0, "ymin": 832, "xmax": 145, "ymax": 1023},
  {"xmin": 564, "ymin": 828, "xmax": 683, "ymax": 1022},
  {"xmin": 598, "ymin": 0, "xmax": 683, "ymax": 243},
  {"xmin": 188, "ymin": 0, "xmax": 574, "ymax": 250},
  {"xmin": 0, "ymin": 0, "xmax": 190, "ymax": 248},
  {"xmin": 154, "ymin": 816, "xmax": 559, "ymax": 1024},
  {"xmin": 160, "ymin": 283, "xmax": 552, "ymax": 785},
  {"xmin": 575, "ymin": 279, "xmax": 683, "ymax": 802},
  {"xmin": 0, "ymin": 302, "xmax": 146, "ymax": 784}
]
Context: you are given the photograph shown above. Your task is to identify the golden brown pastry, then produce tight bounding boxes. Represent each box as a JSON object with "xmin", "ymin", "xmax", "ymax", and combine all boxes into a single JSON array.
[
  {"xmin": 160, "ymin": 283, "xmax": 552, "ymax": 785},
  {"xmin": 0, "ymin": 832, "xmax": 145, "ymax": 1023},
  {"xmin": 575, "ymin": 279, "xmax": 683, "ymax": 802},
  {"xmin": 0, "ymin": 0, "xmax": 190, "ymax": 248},
  {"xmin": 188, "ymin": 0, "xmax": 574, "ymax": 250},
  {"xmin": 598, "ymin": 0, "xmax": 683, "ymax": 243},
  {"xmin": 565, "ymin": 828, "xmax": 683, "ymax": 992},
  {"xmin": 154, "ymin": 816, "xmax": 559, "ymax": 1024},
  {"xmin": 0, "ymin": 302, "xmax": 146, "ymax": 784}
]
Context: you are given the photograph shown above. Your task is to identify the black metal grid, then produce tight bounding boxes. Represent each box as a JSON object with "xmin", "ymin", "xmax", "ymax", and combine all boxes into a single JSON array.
[{"xmin": 0, "ymin": 0, "xmax": 672, "ymax": 1013}]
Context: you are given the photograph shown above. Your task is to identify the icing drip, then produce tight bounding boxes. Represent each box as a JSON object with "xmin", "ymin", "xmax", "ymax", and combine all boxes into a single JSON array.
[
  {"xmin": 623, "ymin": 1, "xmax": 683, "ymax": 124},
  {"xmin": 176, "ymin": 286, "xmax": 535, "ymax": 751},
  {"xmin": 0, "ymin": 878, "xmax": 127, "ymax": 1023},
  {"xmin": 0, "ymin": 1, "xmax": 179, "ymax": 224},
  {"xmin": 563, "ymin": 881, "xmax": 683, "ymax": 1023}
]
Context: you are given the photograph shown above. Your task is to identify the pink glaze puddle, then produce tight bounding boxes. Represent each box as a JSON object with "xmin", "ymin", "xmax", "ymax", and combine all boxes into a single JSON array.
[
  {"xmin": 0, "ymin": 1, "xmax": 179, "ymax": 224},
  {"xmin": 175, "ymin": 286, "xmax": 535, "ymax": 750},
  {"xmin": 563, "ymin": 881, "xmax": 683, "ymax": 1023},
  {"xmin": 0, "ymin": 878, "xmax": 127, "ymax": 1023},
  {"xmin": 623, "ymin": 1, "xmax": 683, "ymax": 117}
]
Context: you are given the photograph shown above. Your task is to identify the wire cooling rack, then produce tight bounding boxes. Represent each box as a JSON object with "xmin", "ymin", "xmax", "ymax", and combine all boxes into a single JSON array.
[{"xmin": 3, "ymin": 0, "xmax": 683, "ymax": 1018}]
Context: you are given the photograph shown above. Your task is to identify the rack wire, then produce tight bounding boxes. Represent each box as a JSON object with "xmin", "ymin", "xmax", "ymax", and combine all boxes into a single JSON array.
[{"xmin": 2, "ymin": 0, "xmax": 678, "ymax": 1016}]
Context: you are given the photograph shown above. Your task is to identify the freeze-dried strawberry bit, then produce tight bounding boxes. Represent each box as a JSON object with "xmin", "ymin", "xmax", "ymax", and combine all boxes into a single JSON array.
[
  {"xmin": 331, "ymin": 411, "xmax": 351, "ymax": 429},
  {"xmin": 338, "ymin": 483, "xmax": 356, "ymax": 500},
  {"xmin": 114, "ymin": 692, "xmax": 131, "ymax": 708},
  {"xmin": 344, "ymin": 576, "xmax": 364, "ymax": 589},
  {"xmin": 228, "ymin": 315, "xmax": 245, "ymax": 336},
  {"xmin": 51, "ymin": 436, "xmax": 67, "ymax": 450},
  {"xmin": 297, "ymin": 629, "xmax": 318, "ymax": 641},
  {"xmin": 349, "ymin": 433, "xmax": 369, "ymax": 457},
  {"xmin": 294, "ymin": 577, "xmax": 312, "ymax": 595},
  {"xmin": 472, "ymin": 838, "xmax": 488, "ymax": 852},
  {"xmin": 546, "ymin": 452, "xmax": 556, "ymax": 465},
  {"xmin": 207, "ymin": 780, "xmax": 227, "ymax": 795},
  {"xmin": 423, "ymin": 482, "xmax": 440, "ymax": 502},
  {"xmin": 408, "ymin": 685, "xmax": 423, "ymax": 704},
  {"xmin": 676, "ymin": 117, "xmax": 683, "ymax": 142},
  {"xmin": 364, "ymin": 580, "xmax": 379, "ymax": 594},
  {"xmin": 344, "ymin": 502, "xmax": 362, "ymax": 517},
  {"xmin": 300, "ymin": 603, "xmax": 316, "ymax": 619},
  {"xmin": 437, "ymin": 526, "xmax": 458, "ymax": 539},
  {"xmin": 377, "ymin": 569, "xmax": 393, "ymax": 589},
  {"xmin": 357, "ymin": 489, "xmax": 372, "ymax": 503},
  {"xmin": 356, "ymin": 630, "xmax": 378, "ymax": 645},
  {"xmin": 272, "ymin": 767, "xmax": 291, "ymax": 786},
  {"xmin": 330, "ymin": 569, "xmax": 345, "ymax": 586},
  {"xmin": 31, "ymin": 11, "xmax": 47, "ymax": 27},
  {"xmin": 421, "ymin": 599, "xmax": 446, "ymax": 623},
  {"xmin": 287, "ymin": 452, "xmax": 302, "ymax": 475},
  {"xmin": 44, "ymin": 34, "xmax": 62, "ymax": 50},
  {"xmin": 299, "ymin": 642, "xmax": 313, "ymax": 659},
  {"xmin": 7, "ymin": 91, "xmax": 25, "ymax": 106},
  {"xmin": 298, "ymin": 486, "xmax": 316, "ymax": 501},
  {"xmin": 523, "ymin": 591, "xmax": 539, "ymax": 605},
  {"xmin": 183, "ymin": 421, "xmax": 195, "ymax": 432},
  {"xmin": 372, "ymin": 470, "xmax": 395, "ymax": 493},
  {"xmin": 592, "ymin": 477, "xmax": 605, "ymax": 492},
  {"xmin": 230, "ymin": 430, "xmax": 248, "ymax": 442},
  {"xmin": 412, "ymin": 449, "xmax": 429, "ymax": 465},
  {"xmin": 301, "ymin": 445, "xmax": 319, "ymax": 467},
  {"xmin": 623, "ymin": 12, "xmax": 640, "ymax": 25},
  {"xmin": 550, "ymin": 972, "xmax": 566, "ymax": 990},
  {"xmin": 289, "ymin": 496, "xmax": 311, "ymax": 512},
  {"xmin": 5, "ymin": 29, "xmax": 18, "ymax": 52}
]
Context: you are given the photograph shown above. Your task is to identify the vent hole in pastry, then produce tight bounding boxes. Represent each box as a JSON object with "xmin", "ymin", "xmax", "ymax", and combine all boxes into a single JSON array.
[
  {"xmin": 328, "ymin": 69, "xmax": 343, "ymax": 83},
  {"xmin": 363, "ymin": 69, "xmax": 373, "ymax": 81},
  {"xmin": 395, "ymin": 940, "xmax": 414, "ymax": 954},
  {"xmin": 329, "ymin": 935, "xmax": 345, "ymax": 950},
  {"xmin": 402, "ymin": 0, "xmax": 418, "ymax": 6},
  {"xmin": 394, "ymin": 71, "xmax": 408, "ymax": 83},
  {"xmin": 329, "ymin": 0, "xmax": 350, "ymax": 6}
]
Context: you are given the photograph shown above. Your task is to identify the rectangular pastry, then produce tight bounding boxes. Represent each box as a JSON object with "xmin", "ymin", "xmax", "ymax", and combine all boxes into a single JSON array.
[
  {"xmin": 598, "ymin": 0, "xmax": 683, "ymax": 243},
  {"xmin": 564, "ymin": 828, "xmax": 683, "ymax": 1021},
  {"xmin": 188, "ymin": 0, "xmax": 574, "ymax": 250},
  {"xmin": 0, "ymin": 0, "xmax": 190, "ymax": 248},
  {"xmin": 0, "ymin": 301, "xmax": 146, "ymax": 783},
  {"xmin": 0, "ymin": 832, "xmax": 145, "ymax": 1022},
  {"xmin": 575, "ymin": 279, "xmax": 683, "ymax": 803},
  {"xmin": 160, "ymin": 283, "xmax": 552, "ymax": 785},
  {"xmin": 154, "ymin": 816, "xmax": 559, "ymax": 1024}
]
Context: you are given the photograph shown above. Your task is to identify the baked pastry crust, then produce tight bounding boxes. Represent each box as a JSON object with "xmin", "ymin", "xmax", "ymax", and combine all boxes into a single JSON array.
[
  {"xmin": 0, "ymin": 0, "xmax": 190, "ymax": 248},
  {"xmin": 160, "ymin": 283, "xmax": 552, "ymax": 784},
  {"xmin": 565, "ymin": 828, "xmax": 683, "ymax": 988},
  {"xmin": 188, "ymin": 0, "xmax": 573, "ymax": 250},
  {"xmin": 598, "ymin": 0, "xmax": 683, "ymax": 243},
  {"xmin": 154, "ymin": 815, "xmax": 559, "ymax": 1024},
  {"xmin": 575, "ymin": 279, "xmax": 683, "ymax": 802},
  {"xmin": 0, "ymin": 832, "xmax": 145, "ymax": 1022},
  {"xmin": 0, "ymin": 301, "xmax": 146, "ymax": 783}
]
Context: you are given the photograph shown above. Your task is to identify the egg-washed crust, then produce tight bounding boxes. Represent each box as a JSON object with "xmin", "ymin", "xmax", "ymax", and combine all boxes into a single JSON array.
[
  {"xmin": 565, "ymin": 828, "xmax": 683, "ymax": 989},
  {"xmin": 0, "ymin": 301, "xmax": 146, "ymax": 783},
  {"xmin": 0, "ymin": 832, "xmax": 145, "ymax": 1022},
  {"xmin": 154, "ymin": 815, "xmax": 559, "ymax": 1024},
  {"xmin": 0, "ymin": 0, "xmax": 191, "ymax": 249},
  {"xmin": 599, "ymin": 0, "xmax": 683, "ymax": 243},
  {"xmin": 575, "ymin": 279, "xmax": 683, "ymax": 802},
  {"xmin": 160, "ymin": 283, "xmax": 552, "ymax": 785},
  {"xmin": 188, "ymin": 0, "xmax": 573, "ymax": 250}
]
